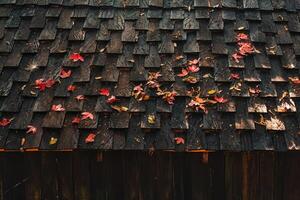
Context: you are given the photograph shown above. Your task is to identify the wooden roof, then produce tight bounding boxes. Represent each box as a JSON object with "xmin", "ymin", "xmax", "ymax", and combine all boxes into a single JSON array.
[{"xmin": 0, "ymin": 0, "xmax": 300, "ymax": 151}]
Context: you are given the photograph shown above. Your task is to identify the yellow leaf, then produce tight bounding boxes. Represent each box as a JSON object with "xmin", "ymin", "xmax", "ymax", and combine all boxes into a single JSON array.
[
  {"xmin": 207, "ymin": 89, "xmax": 216, "ymax": 95},
  {"xmin": 111, "ymin": 105, "xmax": 128, "ymax": 112},
  {"xmin": 147, "ymin": 115, "xmax": 156, "ymax": 124},
  {"xmin": 49, "ymin": 137, "xmax": 58, "ymax": 145}
]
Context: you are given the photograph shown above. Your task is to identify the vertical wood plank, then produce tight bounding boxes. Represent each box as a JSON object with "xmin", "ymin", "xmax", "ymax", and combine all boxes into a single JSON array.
[
  {"xmin": 25, "ymin": 153, "xmax": 41, "ymax": 200},
  {"xmin": 259, "ymin": 152, "xmax": 275, "ymax": 200},
  {"xmin": 247, "ymin": 152, "xmax": 259, "ymax": 200},
  {"xmin": 56, "ymin": 152, "xmax": 74, "ymax": 200},
  {"xmin": 173, "ymin": 153, "xmax": 184, "ymax": 200},
  {"xmin": 0, "ymin": 153, "xmax": 3, "ymax": 200},
  {"xmin": 73, "ymin": 151, "xmax": 91, "ymax": 200},
  {"xmin": 225, "ymin": 152, "xmax": 242, "ymax": 200},
  {"xmin": 274, "ymin": 152, "xmax": 284, "ymax": 200},
  {"xmin": 141, "ymin": 152, "xmax": 155, "ymax": 200},
  {"xmin": 242, "ymin": 153, "xmax": 249, "ymax": 200},
  {"xmin": 106, "ymin": 151, "xmax": 124, "ymax": 200},
  {"xmin": 123, "ymin": 151, "xmax": 142, "ymax": 200},
  {"xmin": 283, "ymin": 152, "xmax": 300, "ymax": 200},
  {"xmin": 41, "ymin": 152, "xmax": 59, "ymax": 200},
  {"xmin": 185, "ymin": 153, "xmax": 211, "ymax": 200},
  {"xmin": 3, "ymin": 153, "xmax": 26, "ymax": 200},
  {"xmin": 90, "ymin": 151, "xmax": 106, "ymax": 200},
  {"xmin": 155, "ymin": 152, "xmax": 173, "ymax": 200},
  {"xmin": 209, "ymin": 152, "xmax": 225, "ymax": 200}
]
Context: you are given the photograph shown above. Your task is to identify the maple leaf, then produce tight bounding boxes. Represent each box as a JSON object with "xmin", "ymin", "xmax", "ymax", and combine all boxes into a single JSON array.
[
  {"xmin": 67, "ymin": 85, "xmax": 76, "ymax": 92},
  {"xmin": 188, "ymin": 97, "xmax": 208, "ymax": 113},
  {"xmin": 49, "ymin": 137, "xmax": 58, "ymax": 145},
  {"xmin": 232, "ymin": 52, "xmax": 243, "ymax": 63},
  {"xmin": 35, "ymin": 79, "xmax": 56, "ymax": 91},
  {"xmin": 238, "ymin": 42, "xmax": 254, "ymax": 55},
  {"xmin": 133, "ymin": 84, "xmax": 143, "ymax": 92},
  {"xmin": 0, "ymin": 118, "xmax": 12, "ymax": 127},
  {"xmin": 147, "ymin": 72, "xmax": 162, "ymax": 89},
  {"xmin": 148, "ymin": 72, "xmax": 162, "ymax": 80},
  {"xmin": 175, "ymin": 55, "xmax": 184, "ymax": 60},
  {"xmin": 85, "ymin": 133, "xmax": 96, "ymax": 143},
  {"xmin": 174, "ymin": 137, "xmax": 185, "ymax": 144},
  {"xmin": 236, "ymin": 33, "xmax": 249, "ymax": 41},
  {"xmin": 249, "ymin": 86, "xmax": 261, "ymax": 95},
  {"xmin": 187, "ymin": 65, "xmax": 199, "ymax": 73},
  {"xmin": 45, "ymin": 79, "xmax": 56, "ymax": 88},
  {"xmin": 177, "ymin": 68, "xmax": 189, "ymax": 77},
  {"xmin": 132, "ymin": 84, "xmax": 149, "ymax": 101},
  {"xmin": 26, "ymin": 125, "xmax": 37, "ymax": 134},
  {"xmin": 230, "ymin": 73, "xmax": 240, "ymax": 80},
  {"xmin": 187, "ymin": 59, "xmax": 199, "ymax": 65},
  {"xmin": 99, "ymin": 88, "xmax": 110, "ymax": 96},
  {"xmin": 51, "ymin": 104, "xmax": 65, "ymax": 112},
  {"xmin": 146, "ymin": 80, "xmax": 160, "ymax": 88},
  {"xmin": 35, "ymin": 79, "xmax": 46, "ymax": 91},
  {"xmin": 75, "ymin": 95, "xmax": 85, "ymax": 101},
  {"xmin": 289, "ymin": 77, "xmax": 300, "ymax": 84},
  {"xmin": 157, "ymin": 89, "xmax": 177, "ymax": 105},
  {"xmin": 111, "ymin": 105, "xmax": 129, "ymax": 112},
  {"xmin": 81, "ymin": 112, "xmax": 94, "ymax": 120},
  {"xmin": 69, "ymin": 53, "xmax": 84, "ymax": 62},
  {"xmin": 147, "ymin": 115, "xmax": 156, "ymax": 124},
  {"xmin": 72, "ymin": 117, "xmax": 81, "ymax": 124},
  {"xmin": 214, "ymin": 96, "xmax": 228, "ymax": 103},
  {"xmin": 60, "ymin": 69, "xmax": 72, "ymax": 79},
  {"xmin": 106, "ymin": 95, "xmax": 119, "ymax": 104},
  {"xmin": 207, "ymin": 89, "xmax": 217, "ymax": 95},
  {"xmin": 182, "ymin": 76, "xmax": 198, "ymax": 84}
]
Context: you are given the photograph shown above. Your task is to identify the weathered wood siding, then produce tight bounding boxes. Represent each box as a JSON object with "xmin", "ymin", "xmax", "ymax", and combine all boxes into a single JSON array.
[{"xmin": 0, "ymin": 152, "xmax": 299, "ymax": 200}]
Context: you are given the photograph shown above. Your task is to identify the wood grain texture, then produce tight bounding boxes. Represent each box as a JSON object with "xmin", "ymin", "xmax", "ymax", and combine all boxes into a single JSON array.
[{"xmin": 0, "ymin": 152, "xmax": 299, "ymax": 199}]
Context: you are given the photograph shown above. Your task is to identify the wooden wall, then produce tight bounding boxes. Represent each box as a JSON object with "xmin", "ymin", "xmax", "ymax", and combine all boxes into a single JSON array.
[{"xmin": 0, "ymin": 151, "xmax": 299, "ymax": 200}]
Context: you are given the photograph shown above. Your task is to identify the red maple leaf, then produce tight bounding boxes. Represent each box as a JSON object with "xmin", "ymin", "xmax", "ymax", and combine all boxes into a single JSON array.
[
  {"xmin": 177, "ymin": 68, "xmax": 189, "ymax": 77},
  {"xmin": 69, "ymin": 53, "xmax": 84, "ymax": 62},
  {"xmin": 51, "ymin": 104, "xmax": 65, "ymax": 112},
  {"xmin": 106, "ymin": 96, "xmax": 119, "ymax": 104},
  {"xmin": 45, "ymin": 79, "xmax": 56, "ymax": 88},
  {"xmin": 236, "ymin": 33, "xmax": 249, "ymax": 41},
  {"xmin": 35, "ymin": 79, "xmax": 56, "ymax": 91},
  {"xmin": 67, "ymin": 85, "xmax": 76, "ymax": 92},
  {"xmin": 99, "ymin": 88, "xmax": 110, "ymax": 96},
  {"xmin": 75, "ymin": 95, "xmax": 85, "ymax": 101},
  {"xmin": 174, "ymin": 137, "xmax": 185, "ymax": 144},
  {"xmin": 232, "ymin": 53, "xmax": 243, "ymax": 63},
  {"xmin": 230, "ymin": 73, "xmax": 240, "ymax": 80},
  {"xmin": 187, "ymin": 65, "xmax": 199, "ymax": 73},
  {"xmin": 81, "ymin": 112, "xmax": 94, "ymax": 120},
  {"xmin": 72, "ymin": 117, "xmax": 81, "ymax": 124},
  {"xmin": 60, "ymin": 69, "xmax": 72, "ymax": 79},
  {"xmin": 238, "ymin": 42, "xmax": 254, "ymax": 55},
  {"xmin": 289, "ymin": 77, "xmax": 300, "ymax": 84},
  {"xmin": 214, "ymin": 96, "xmax": 228, "ymax": 103},
  {"xmin": 133, "ymin": 84, "xmax": 143, "ymax": 92},
  {"xmin": 85, "ymin": 133, "xmax": 96, "ymax": 143},
  {"xmin": 0, "ymin": 118, "xmax": 12, "ymax": 127},
  {"xmin": 26, "ymin": 125, "xmax": 37, "ymax": 134},
  {"xmin": 249, "ymin": 86, "xmax": 261, "ymax": 95}
]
